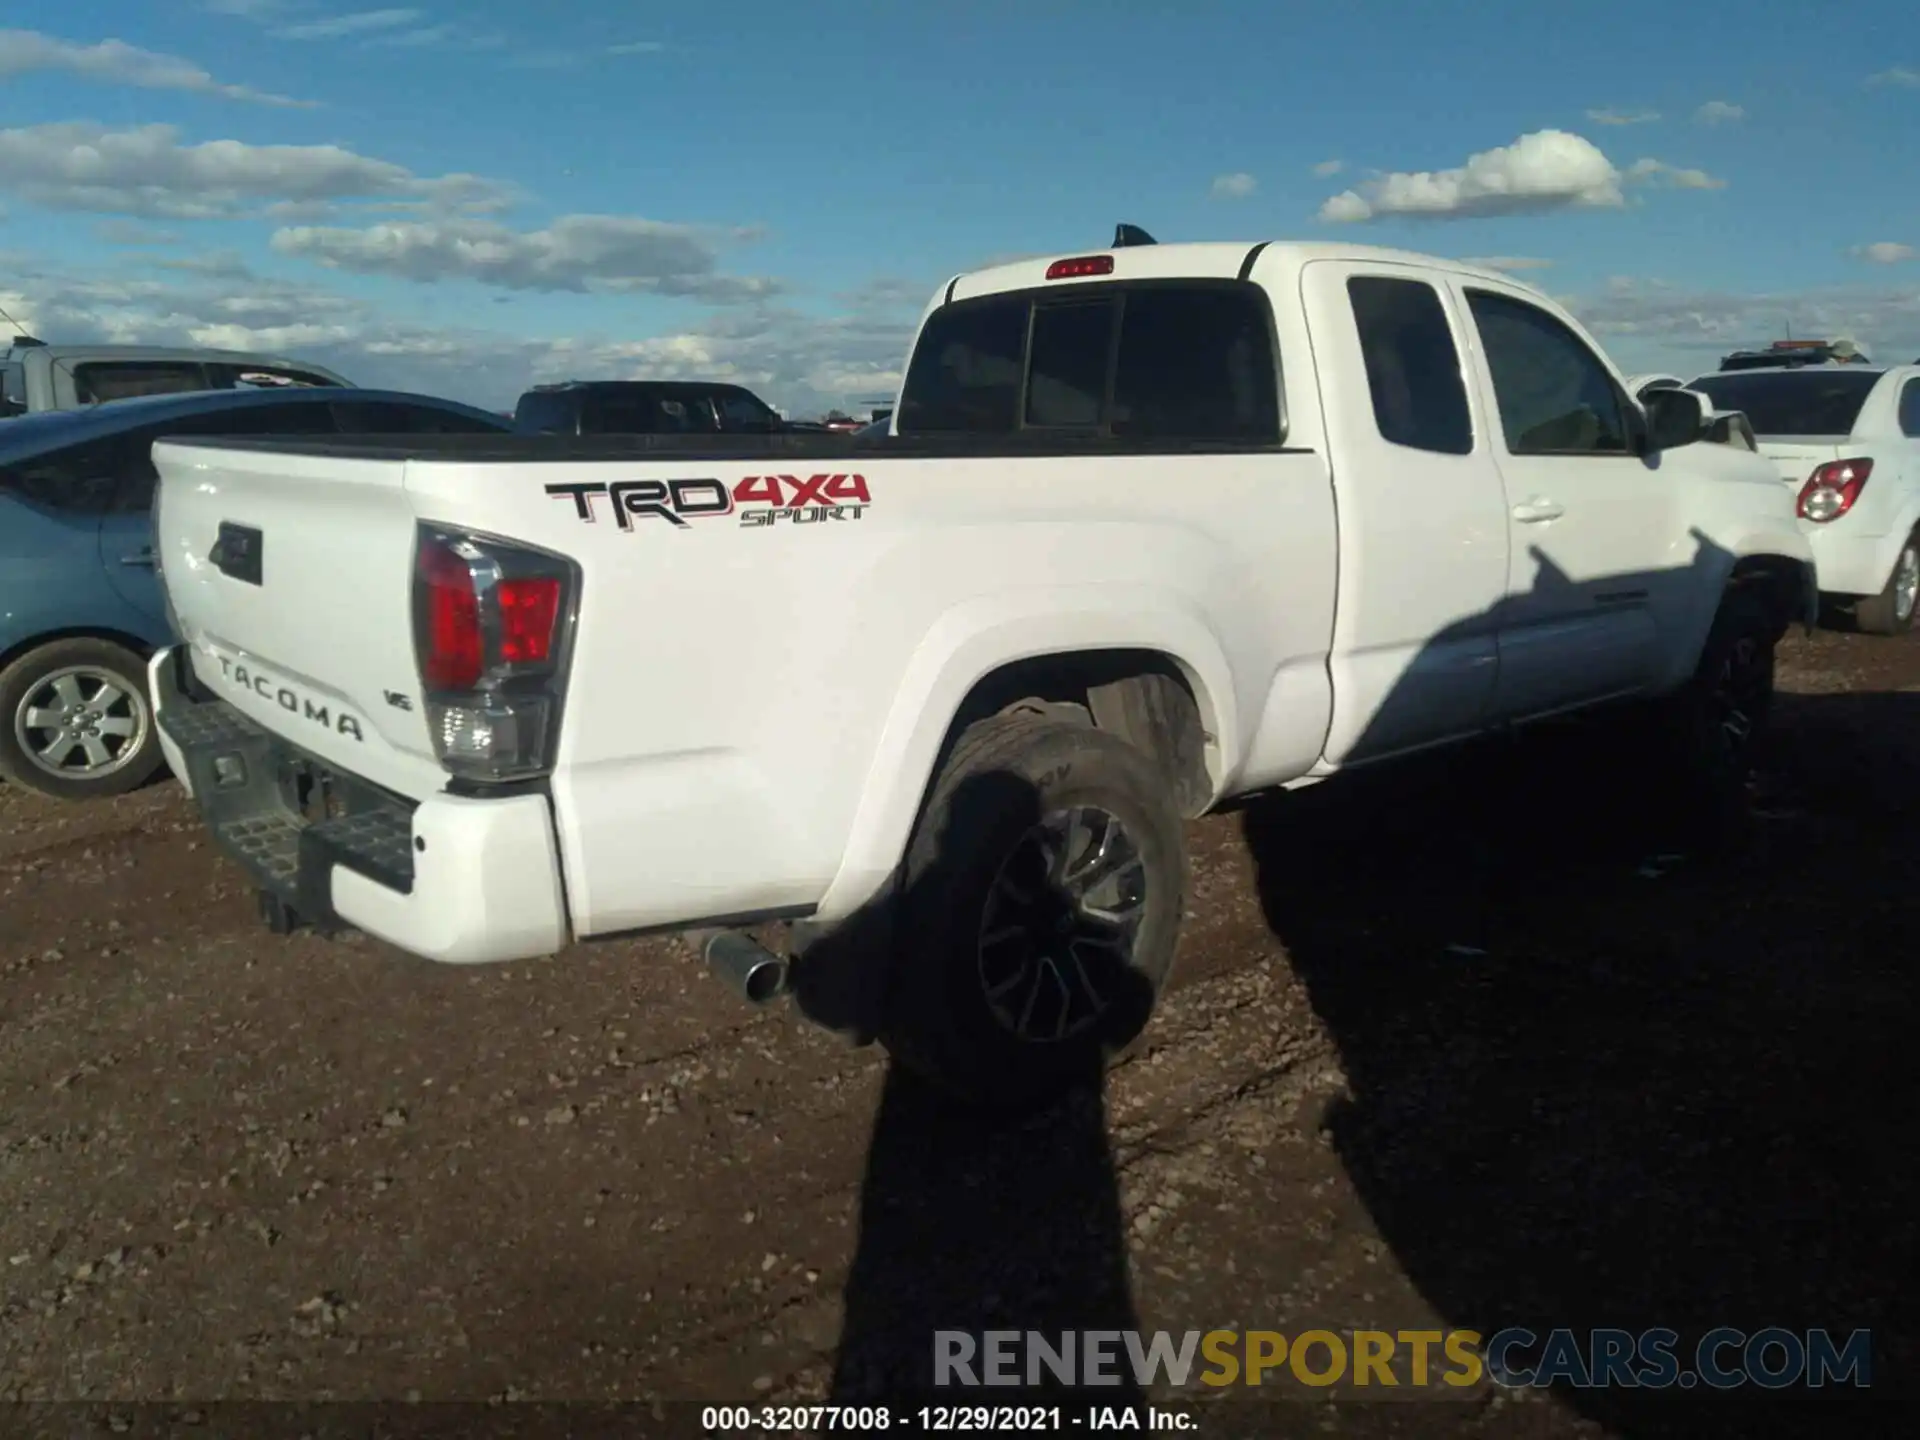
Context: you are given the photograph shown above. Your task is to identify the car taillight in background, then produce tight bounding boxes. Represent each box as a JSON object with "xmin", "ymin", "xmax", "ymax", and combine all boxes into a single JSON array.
[
  {"xmin": 1797, "ymin": 458, "xmax": 1874, "ymax": 524},
  {"xmin": 411, "ymin": 526, "xmax": 578, "ymax": 784}
]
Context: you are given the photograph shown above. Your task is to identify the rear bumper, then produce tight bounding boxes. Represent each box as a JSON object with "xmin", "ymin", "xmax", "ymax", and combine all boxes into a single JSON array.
[
  {"xmin": 149, "ymin": 646, "xmax": 570, "ymax": 964},
  {"xmin": 1804, "ymin": 526, "xmax": 1899, "ymax": 599}
]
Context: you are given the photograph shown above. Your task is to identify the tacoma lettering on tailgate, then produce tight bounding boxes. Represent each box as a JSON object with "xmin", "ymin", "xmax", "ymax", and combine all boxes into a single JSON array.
[
  {"xmin": 216, "ymin": 655, "xmax": 364, "ymax": 741},
  {"xmin": 544, "ymin": 474, "xmax": 871, "ymax": 531}
]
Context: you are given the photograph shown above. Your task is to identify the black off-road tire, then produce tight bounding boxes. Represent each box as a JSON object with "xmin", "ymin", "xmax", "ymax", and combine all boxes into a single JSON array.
[
  {"xmin": 1851, "ymin": 532, "xmax": 1920, "ymax": 637},
  {"xmin": 0, "ymin": 637, "xmax": 165, "ymax": 802},
  {"xmin": 878, "ymin": 710, "xmax": 1188, "ymax": 1111},
  {"xmin": 1655, "ymin": 586, "xmax": 1779, "ymax": 825}
]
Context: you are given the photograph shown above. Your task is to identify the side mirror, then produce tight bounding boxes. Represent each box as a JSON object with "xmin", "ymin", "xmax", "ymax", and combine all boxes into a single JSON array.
[{"xmin": 1642, "ymin": 385, "xmax": 1705, "ymax": 452}]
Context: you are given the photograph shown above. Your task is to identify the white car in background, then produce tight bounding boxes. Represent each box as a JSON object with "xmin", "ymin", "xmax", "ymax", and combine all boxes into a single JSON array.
[{"xmin": 1687, "ymin": 362, "xmax": 1920, "ymax": 634}]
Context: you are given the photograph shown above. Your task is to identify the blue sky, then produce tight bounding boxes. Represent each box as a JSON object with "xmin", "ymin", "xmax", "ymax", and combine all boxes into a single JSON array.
[{"xmin": 2, "ymin": 0, "xmax": 1918, "ymax": 414}]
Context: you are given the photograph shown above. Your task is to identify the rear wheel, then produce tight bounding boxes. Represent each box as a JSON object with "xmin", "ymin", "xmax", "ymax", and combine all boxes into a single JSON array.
[
  {"xmin": 0, "ymin": 638, "xmax": 164, "ymax": 801},
  {"xmin": 1852, "ymin": 533, "xmax": 1919, "ymax": 636},
  {"xmin": 878, "ymin": 710, "xmax": 1188, "ymax": 1110}
]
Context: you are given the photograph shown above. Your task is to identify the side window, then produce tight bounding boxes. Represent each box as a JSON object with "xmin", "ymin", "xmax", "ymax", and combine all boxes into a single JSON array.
[
  {"xmin": 173, "ymin": 402, "xmax": 338, "ymax": 437},
  {"xmin": 1025, "ymin": 300, "xmax": 1113, "ymax": 428},
  {"xmin": 896, "ymin": 295, "xmax": 1028, "ymax": 434},
  {"xmin": 73, "ymin": 362, "xmax": 211, "ymax": 404},
  {"xmin": 1900, "ymin": 379, "xmax": 1920, "ymax": 439},
  {"xmin": 332, "ymin": 400, "xmax": 412, "ymax": 432},
  {"xmin": 2, "ymin": 360, "xmax": 26, "ymax": 417},
  {"xmin": 0, "ymin": 434, "xmax": 128, "ymax": 514},
  {"xmin": 716, "ymin": 392, "xmax": 778, "ymax": 429},
  {"xmin": 1346, "ymin": 277, "xmax": 1473, "ymax": 455},
  {"xmin": 1465, "ymin": 290, "xmax": 1631, "ymax": 455},
  {"xmin": 403, "ymin": 405, "xmax": 507, "ymax": 434},
  {"xmin": 1110, "ymin": 286, "xmax": 1280, "ymax": 442}
]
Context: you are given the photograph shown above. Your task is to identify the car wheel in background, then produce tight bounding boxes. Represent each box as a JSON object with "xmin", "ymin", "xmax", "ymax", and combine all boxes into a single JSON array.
[
  {"xmin": 1852, "ymin": 533, "xmax": 1920, "ymax": 637},
  {"xmin": 0, "ymin": 637, "xmax": 165, "ymax": 801}
]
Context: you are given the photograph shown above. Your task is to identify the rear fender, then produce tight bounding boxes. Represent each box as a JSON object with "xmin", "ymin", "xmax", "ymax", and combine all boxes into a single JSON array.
[{"xmin": 809, "ymin": 586, "xmax": 1237, "ymax": 923}]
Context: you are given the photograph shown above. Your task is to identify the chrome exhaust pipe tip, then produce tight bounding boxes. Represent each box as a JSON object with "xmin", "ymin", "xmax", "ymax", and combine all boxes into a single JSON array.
[{"xmin": 698, "ymin": 929, "xmax": 790, "ymax": 1005}]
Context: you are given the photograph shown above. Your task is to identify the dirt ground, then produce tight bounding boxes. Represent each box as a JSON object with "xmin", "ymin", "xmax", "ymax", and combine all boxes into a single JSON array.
[{"xmin": 2, "ymin": 629, "xmax": 1913, "ymax": 1438}]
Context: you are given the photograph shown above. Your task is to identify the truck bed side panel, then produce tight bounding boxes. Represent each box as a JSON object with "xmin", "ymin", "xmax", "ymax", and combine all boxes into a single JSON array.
[{"xmin": 399, "ymin": 447, "xmax": 1338, "ymax": 935}]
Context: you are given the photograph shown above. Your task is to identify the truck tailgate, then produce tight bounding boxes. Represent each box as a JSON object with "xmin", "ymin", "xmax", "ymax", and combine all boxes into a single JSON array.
[{"xmin": 153, "ymin": 439, "xmax": 445, "ymax": 800}]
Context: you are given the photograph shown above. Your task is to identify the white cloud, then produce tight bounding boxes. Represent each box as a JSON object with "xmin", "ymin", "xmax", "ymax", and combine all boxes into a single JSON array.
[
  {"xmin": 202, "ymin": 1, "xmax": 287, "ymax": 15},
  {"xmin": 1459, "ymin": 255, "xmax": 1554, "ymax": 272},
  {"xmin": 270, "ymin": 214, "xmax": 780, "ymax": 300},
  {"xmin": 1587, "ymin": 108, "xmax": 1660, "ymax": 125},
  {"xmin": 1311, "ymin": 159, "xmax": 1344, "ymax": 177},
  {"xmin": 1209, "ymin": 172, "xmax": 1257, "ymax": 200},
  {"xmin": 0, "ymin": 253, "xmax": 917, "ymax": 416},
  {"xmin": 1854, "ymin": 242, "xmax": 1916, "ymax": 264},
  {"xmin": 1866, "ymin": 66, "xmax": 1920, "ymax": 87},
  {"xmin": 96, "ymin": 220, "xmax": 180, "ymax": 246},
  {"xmin": 1625, "ymin": 158, "xmax": 1726, "ymax": 190},
  {"xmin": 0, "ymin": 122, "xmax": 512, "ymax": 220},
  {"xmin": 272, "ymin": 8, "xmax": 421, "ymax": 40},
  {"xmin": 1694, "ymin": 100, "xmax": 1744, "ymax": 125},
  {"xmin": 1563, "ymin": 276, "xmax": 1920, "ymax": 373},
  {"xmin": 609, "ymin": 41, "xmax": 666, "ymax": 55},
  {"xmin": 0, "ymin": 29, "xmax": 311, "ymax": 106},
  {"xmin": 1317, "ymin": 129, "xmax": 1723, "ymax": 223}
]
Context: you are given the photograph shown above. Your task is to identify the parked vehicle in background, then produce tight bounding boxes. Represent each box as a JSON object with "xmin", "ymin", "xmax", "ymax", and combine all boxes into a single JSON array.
[
  {"xmin": 1, "ymin": 338, "xmax": 351, "ymax": 418},
  {"xmin": 1688, "ymin": 363, "xmax": 1920, "ymax": 634},
  {"xmin": 147, "ymin": 233, "xmax": 1814, "ymax": 1108},
  {"xmin": 1717, "ymin": 338, "xmax": 1871, "ymax": 373},
  {"xmin": 513, "ymin": 380, "xmax": 811, "ymax": 436},
  {"xmin": 0, "ymin": 387, "xmax": 512, "ymax": 800}
]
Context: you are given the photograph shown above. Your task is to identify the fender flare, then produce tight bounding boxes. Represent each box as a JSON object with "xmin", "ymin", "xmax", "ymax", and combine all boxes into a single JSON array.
[{"xmin": 809, "ymin": 585, "xmax": 1238, "ymax": 922}]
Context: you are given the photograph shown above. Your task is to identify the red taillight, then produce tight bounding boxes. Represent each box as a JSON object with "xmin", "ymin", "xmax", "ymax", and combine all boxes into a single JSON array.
[
  {"xmin": 1045, "ymin": 255, "xmax": 1115, "ymax": 280},
  {"xmin": 496, "ymin": 577, "xmax": 560, "ymax": 665},
  {"xmin": 411, "ymin": 527, "xmax": 577, "ymax": 785},
  {"xmin": 419, "ymin": 539, "xmax": 482, "ymax": 690},
  {"xmin": 1797, "ymin": 458, "xmax": 1873, "ymax": 523}
]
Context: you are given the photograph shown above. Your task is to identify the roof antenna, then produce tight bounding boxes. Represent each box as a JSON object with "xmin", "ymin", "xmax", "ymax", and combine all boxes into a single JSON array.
[{"xmin": 1113, "ymin": 223, "xmax": 1156, "ymax": 248}]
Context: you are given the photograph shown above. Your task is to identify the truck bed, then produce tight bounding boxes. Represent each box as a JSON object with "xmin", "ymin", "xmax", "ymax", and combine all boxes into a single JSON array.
[{"xmin": 146, "ymin": 429, "xmax": 1308, "ymax": 463}]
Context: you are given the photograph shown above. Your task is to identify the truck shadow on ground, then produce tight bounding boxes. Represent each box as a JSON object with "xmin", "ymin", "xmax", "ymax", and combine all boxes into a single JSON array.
[
  {"xmin": 1239, "ymin": 678, "xmax": 1916, "ymax": 1435},
  {"xmin": 796, "ymin": 770, "xmax": 1149, "ymax": 1415}
]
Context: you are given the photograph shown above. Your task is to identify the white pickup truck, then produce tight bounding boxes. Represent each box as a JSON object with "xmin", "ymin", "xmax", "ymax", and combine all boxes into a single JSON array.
[
  {"xmin": 1687, "ymin": 361, "xmax": 1920, "ymax": 634},
  {"xmin": 145, "ymin": 235, "xmax": 1816, "ymax": 1107}
]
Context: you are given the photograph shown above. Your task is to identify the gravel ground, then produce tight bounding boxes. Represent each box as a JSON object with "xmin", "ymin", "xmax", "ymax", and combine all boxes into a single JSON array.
[{"xmin": 1, "ymin": 628, "xmax": 1913, "ymax": 1438}]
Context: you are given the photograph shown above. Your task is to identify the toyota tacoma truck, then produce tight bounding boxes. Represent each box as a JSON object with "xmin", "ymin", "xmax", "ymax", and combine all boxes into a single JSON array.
[{"xmin": 144, "ymin": 232, "xmax": 1816, "ymax": 1107}]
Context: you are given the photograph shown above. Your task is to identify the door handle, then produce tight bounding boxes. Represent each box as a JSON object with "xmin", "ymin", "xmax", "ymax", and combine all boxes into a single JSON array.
[
  {"xmin": 1511, "ymin": 498, "xmax": 1565, "ymax": 524},
  {"xmin": 120, "ymin": 547, "xmax": 156, "ymax": 568}
]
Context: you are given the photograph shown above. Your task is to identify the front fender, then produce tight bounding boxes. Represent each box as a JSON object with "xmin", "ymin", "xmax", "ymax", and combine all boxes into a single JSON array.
[
  {"xmin": 809, "ymin": 585, "xmax": 1238, "ymax": 923},
  {"xmin": 1659, "ymin": 524, "xmax": 1817, "ymax": 690}
]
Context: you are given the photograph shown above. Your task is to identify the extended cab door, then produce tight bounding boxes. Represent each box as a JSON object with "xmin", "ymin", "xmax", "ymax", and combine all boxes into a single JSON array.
[
  {"xmin": 1300, "ymin": 260, "xmax": 1511, "ymax": 762},
  {"xmin": 1451, "ymin": 282, "xmax": 1681, "ymax": 719}
]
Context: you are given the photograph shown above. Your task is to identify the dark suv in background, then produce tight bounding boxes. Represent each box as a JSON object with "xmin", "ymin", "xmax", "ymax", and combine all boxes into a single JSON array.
[{"xmin": 512, "ymin": 380, "xmax": 820, "ymax": 435}]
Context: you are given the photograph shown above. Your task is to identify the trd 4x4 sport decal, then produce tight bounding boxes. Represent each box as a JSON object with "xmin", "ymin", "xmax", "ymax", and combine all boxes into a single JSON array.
[{"xmin": 544, "ymin": 474, "xmax": 871, "ymax": 531}]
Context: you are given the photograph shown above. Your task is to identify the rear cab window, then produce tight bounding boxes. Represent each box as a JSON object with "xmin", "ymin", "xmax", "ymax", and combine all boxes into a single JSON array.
[
  {"xmin": 1346, "ymin": 276, "xmax": 1473, "ymax": 455},
  {"xmin": 73, "ymin": 361, "xmax": 213, "ymax": 404},
  {"xmin": 896, "ymin": 280, "xmax": 1281, "ymax": 442},
  {"xmin": 206, "ymin": 364, "xmax": 341, "ymax": 391},
  {"xmin": 1687, "ymin": 370, "xmax": 1883, "ymax": 436}
]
